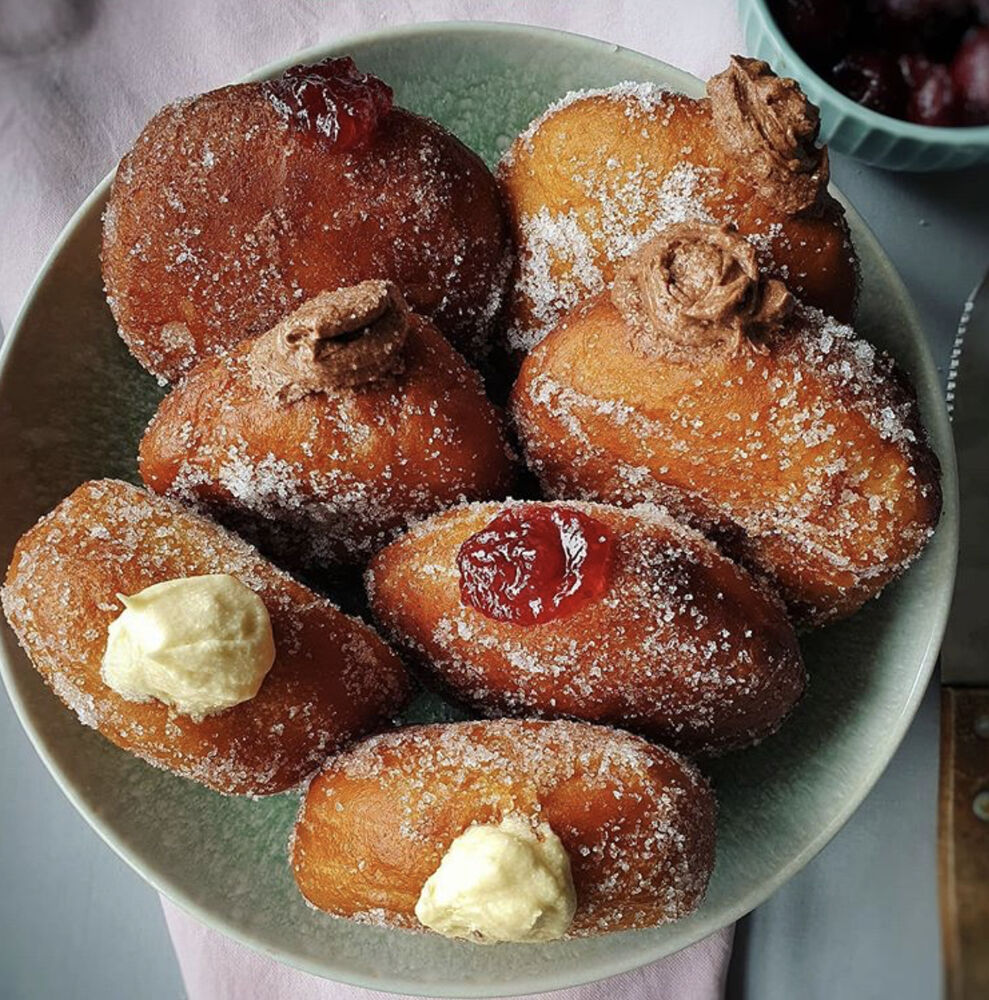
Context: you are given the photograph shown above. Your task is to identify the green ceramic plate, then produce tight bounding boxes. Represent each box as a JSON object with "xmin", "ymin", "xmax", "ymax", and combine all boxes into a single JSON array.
[{"xmin": 0, "ymin": 22, "xmax": 958, "ymax": 998}]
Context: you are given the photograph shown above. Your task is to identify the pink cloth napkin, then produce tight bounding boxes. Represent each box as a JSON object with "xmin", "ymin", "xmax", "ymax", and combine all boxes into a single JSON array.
[
  {"xmin": 162, "ymin": 899, "xmax": 735, "ymax": 1000},
  {"xmin": 0, "ymin": 2, "xmax": 743, "ymax": 997}
]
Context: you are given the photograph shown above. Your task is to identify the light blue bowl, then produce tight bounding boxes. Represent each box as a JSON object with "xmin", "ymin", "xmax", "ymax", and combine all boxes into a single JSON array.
[{"xmin": 739, "ymin": 0, "xmax": 989, "ymax": 171}]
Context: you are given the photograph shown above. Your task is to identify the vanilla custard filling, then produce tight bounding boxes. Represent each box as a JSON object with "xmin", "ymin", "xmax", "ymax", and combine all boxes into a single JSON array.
[
  {"xmin": 101, "ymin": 574, "xmax": 275, "ymax": 720},
  {"xmin": 414, "ymin": 816, "xmax": 576, "ymax": 943}
]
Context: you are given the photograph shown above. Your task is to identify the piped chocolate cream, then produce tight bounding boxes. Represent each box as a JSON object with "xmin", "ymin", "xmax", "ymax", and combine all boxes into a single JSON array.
[
  {"xmin": 610, "ymin": 222, "xmax": 793, "ymax": 361},
  {"xmin": 707, "ymin": 55, "xmax": 828, "ymax": 216},
  {"xmin": 248, "ymin": 280, "xmax": 410, "ymax": 403}
]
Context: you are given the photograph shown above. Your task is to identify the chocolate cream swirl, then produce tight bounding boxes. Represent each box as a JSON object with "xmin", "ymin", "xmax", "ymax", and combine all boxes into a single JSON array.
[
  {"xmin": 707, "ymin": 55, "xmax": 828, "ymax": 216},
  {"xmin": 248, "ymin": 280, "xmax": 409, "ymax": 403},
  {"xmin": 610, "ymin": 222, "xmax": 793, "ymax": 361}
]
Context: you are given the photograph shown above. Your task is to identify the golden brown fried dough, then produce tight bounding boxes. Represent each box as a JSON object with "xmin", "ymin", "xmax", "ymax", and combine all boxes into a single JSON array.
[
  {"xmin": 1, "ymin": 479, "xmax": 409, "ymax": 795},
  {"xmin": 139, "ymin": 287, "xmax": 517, "ymax": 568},
  {"xmin": 367, "ymin": 500, "xmax": 805, "ymax": 755},
  {"xmin": 102, "ymin": 60, "xmax": 509, "ymax": 381},
  {"xmin": 292, "ymin": 719, "xmax": 716, "ymax": 935},
  {"xmin": 510, "ymin": 226, "xmax": 941, "ymax": 625},
  {"xmin": 498, "ymin": 59, "xmax": 857, "ymax": 354}
]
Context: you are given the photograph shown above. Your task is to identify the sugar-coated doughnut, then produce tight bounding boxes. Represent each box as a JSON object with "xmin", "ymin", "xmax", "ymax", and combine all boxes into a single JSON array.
[
  {"xmin": 510, "ymin": 223, "xmax": 941, "ymax": 625},
  {"xmin": 0, "ymin": 479, "xmax": 409, "ymax": 795},
  {"xmin": 367, "ymin": 499, "xmax": 805, "ymax": 755},
  {"xmin": 292, "ymin": 719, "xmax": 716, "ymax": 935},
  {"xmin": 498, "ymin": 56, "xmax": 857, "ymax": 354},
  {"xmin": 102, "ymin": 57, "xmax": 509, "ymax": 382},
  {"xmin": 139, "ymin": 282, "xmax": 517, "ymax": 567}
]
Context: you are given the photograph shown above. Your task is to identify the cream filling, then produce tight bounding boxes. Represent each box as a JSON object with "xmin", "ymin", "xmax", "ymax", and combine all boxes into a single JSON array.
[{"xmin": 101, "ymin": 574, "xmax": 275, "ymax": 720}]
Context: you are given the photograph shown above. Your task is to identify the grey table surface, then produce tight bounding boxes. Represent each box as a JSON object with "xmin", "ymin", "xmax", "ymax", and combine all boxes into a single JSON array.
[{"xmin": 1, "ymin": 144, "xmax": 987, "ymax": 1000}]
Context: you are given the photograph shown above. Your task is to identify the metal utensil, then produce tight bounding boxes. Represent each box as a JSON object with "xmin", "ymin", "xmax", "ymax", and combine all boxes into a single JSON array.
[{"xmin": 939, "ymin": 270, "xmax": 989, "ymax": 1000}]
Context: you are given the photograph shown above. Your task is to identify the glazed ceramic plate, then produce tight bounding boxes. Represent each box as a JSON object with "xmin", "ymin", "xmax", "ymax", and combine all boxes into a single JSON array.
[{"xmin": 0, "ymin": 22, "xmax": 958, "ymax": 998}]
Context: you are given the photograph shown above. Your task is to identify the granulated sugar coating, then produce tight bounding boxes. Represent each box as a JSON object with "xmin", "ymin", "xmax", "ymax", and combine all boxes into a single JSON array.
[
  {"xmin": 292, "ymin": 719, "xmax": 716, "ymax": 935},
  {"xmin": 139, "ymin": 317, "xmax": 517, "ymax": 568},
  {"xmin": 0, "ymin": 479, "xmax": 408, "ymax": 796},
  {"xmin": 102, "ymin": 71, "xmax": 510, "ymax": 382},
  {"xmin": 367, "ymin": 500, "xmax": 805, "ymax": 755},
  {"xmin": 498, "ymin": 81, "xmax": 859, "ymax": 353},
  {"xmin": 511, "ymin": 302, "xmax": 942, "ymax": 625}
]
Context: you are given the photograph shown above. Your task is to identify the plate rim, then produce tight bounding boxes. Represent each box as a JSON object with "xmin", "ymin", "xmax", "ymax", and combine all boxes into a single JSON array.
[{"xmin": 0, "ymin": 19, "xmax": 959, "ymax": 997}]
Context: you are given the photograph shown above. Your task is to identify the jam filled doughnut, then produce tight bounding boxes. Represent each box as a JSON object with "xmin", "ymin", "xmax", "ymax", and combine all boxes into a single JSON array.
[
  {"xmin": 511, "ymin": 222, "xmax": 942, "ymax": 625},
  {"xmin": 139, "ymin": 281, "xmax": 517, "ymax": 568},
  {"xmin": 292, "ymin": 719, "xmax": 715, "ymax": 937},
  {"xmin": 367, "ymin": 499, "xmax": 805, "ymax": 755},
  {"xmin": 498, "ymin": 55, "xmax": 857, "ymax": 354},
  {"xmin": 0, "ymin": 479, "xmax": 409, "ymax": 795},
  {"xmin": 102, "ymin": 57, "xmax": 510, "ymax": 382}
]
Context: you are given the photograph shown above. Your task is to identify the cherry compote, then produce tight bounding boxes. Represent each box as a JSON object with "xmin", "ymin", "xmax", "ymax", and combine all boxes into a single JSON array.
[
  {"xmin": 953, "ymin": 27, "xmax": 989, "ymax": 120},
  {"xmin": 263, "ymin": 57, "xmax": 393, "ymax": 150},
  {"xmin": 457, "ymin": 506, "xmax": 614, "ymax": 625},
  {"xmin": 770, "ymin": 0, "xmax": 989, "ymax": 125},
  {"xmin": 901, "ymin": 55, "xmax": 960, "ymax": 122},
  {"xmin": 832, "ymin": 52, "xmax": 908, "ymax": 116}
]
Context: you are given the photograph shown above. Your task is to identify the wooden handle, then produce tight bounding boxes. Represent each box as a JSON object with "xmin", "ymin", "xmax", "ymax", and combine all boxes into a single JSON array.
[{"xmin": 940, "ymin": 686, "xmax": 989, "ymax": 1000}]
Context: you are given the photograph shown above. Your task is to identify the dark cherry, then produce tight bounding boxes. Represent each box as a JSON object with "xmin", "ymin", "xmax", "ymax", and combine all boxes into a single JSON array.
[
  {"xmin": 952, "ymin": 27, "xmax": 989, "ymax": 123},
  {"xmin": 772, "ymin": 0, "xmax": 851, "ymax": 62},
  {"xmin": 903, "ymin": 58, "xmax": 959, "ymax": 124},
  {"xmin": 263, "ymin": 57, "xmax": 393, "ymax": 150},
  {"xmin": 868, "ymin": 0, "xmax": 972, "ymax": 59},
  {"xmin": 775, "ymin": 0, "xmax": 988, "ymax": 125},
  {"xmin": 868, "ymin": 0, "xmax": 968, "ymax": 23},
  {"xmin": 457, "ymin": 506, "xmax": 614, "ymax": 625},
  {"xmin": 832, "ymin": 51, "xmax": 908, "ymax": 116},
  {"xmin": 900, "ymin": 53, "xmax": 932, "ymax": 89}
]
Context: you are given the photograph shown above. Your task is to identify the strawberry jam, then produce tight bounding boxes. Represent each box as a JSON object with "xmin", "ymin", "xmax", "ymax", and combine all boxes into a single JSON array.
[
  {"xmin": 457, "ymin": 505, "xmax": 614, "ymax": 625},
  {"xmin": 263, "ymin": 57, "xmax": 393, "ymax": 150}
]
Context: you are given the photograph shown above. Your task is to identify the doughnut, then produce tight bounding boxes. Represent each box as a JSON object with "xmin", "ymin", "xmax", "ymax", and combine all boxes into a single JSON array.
[
  {"xmin": 510, "ymin": 222, "xmax": 942, "ymax": 625},
  {"xmin": 292, "ymin": 719, "xmax": 716, "ymax": 936},
  {"xmin": 366, "ymin": 499, "xmax": 805, "ymax": 755},
  {"xmin": 102, "ymin": 57, "xmax": 510, "ymax": 382},
  {"xmin": 139, "ymin": 281, "xmax": 517, "ymax": 568},
  {"xmin": 0, "ymin": 479, "xmax": 409, "ymax": 795},
  {"xmin": 498, "ymin": 56, "xmax": 857, "ymax": 354}
]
